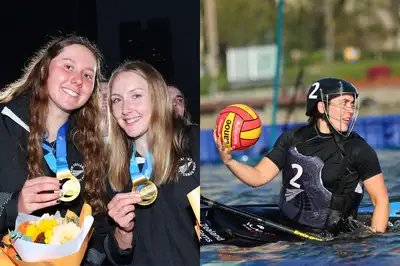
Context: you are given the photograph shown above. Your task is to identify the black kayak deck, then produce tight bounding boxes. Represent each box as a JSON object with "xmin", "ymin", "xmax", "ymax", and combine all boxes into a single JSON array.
[{"xmin": 200, "ymin": 203, "xmax": 400, "ymax": 247}]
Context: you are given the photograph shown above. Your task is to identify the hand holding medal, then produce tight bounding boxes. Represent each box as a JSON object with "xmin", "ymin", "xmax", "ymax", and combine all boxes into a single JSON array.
[
  {"xmin": 131, "ymin": 176, "xmax": 158, "ymax": 206},
  {"xmin": 17, "ymin": 176, "xmax": 62, "ymax": 214},
  {"xmin": 130, "ymin": 143, "xmax": 158, "ymax": 206},
  {"xmin": 107, "ymin": 192, "xmax": 142, "ymax": 231},
  {"xmin": 57, "ymin": 171, "xmax": 81, "ymax": 202}
]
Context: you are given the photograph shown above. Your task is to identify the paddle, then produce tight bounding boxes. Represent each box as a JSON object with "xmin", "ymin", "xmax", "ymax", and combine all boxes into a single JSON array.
[{"xmin": 200, "ymin": 195, "xmax": 325, "ymax": 242}]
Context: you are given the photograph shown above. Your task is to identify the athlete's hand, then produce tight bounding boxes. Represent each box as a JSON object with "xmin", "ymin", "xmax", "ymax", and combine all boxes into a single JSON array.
[
  {"xmin": 107, "ymin": 192, "xmax": 141, "ymax": 232},
  {"xmin": 18, "ymin": 176, "xmax": 62, "ymax": 214},
  {"xmin": 213, "ymin": 129, "xmax": 235, "ymax": 165},
  {"xmin": 368, "ymin": 226, "xmax": 383, "ymax": 234}
]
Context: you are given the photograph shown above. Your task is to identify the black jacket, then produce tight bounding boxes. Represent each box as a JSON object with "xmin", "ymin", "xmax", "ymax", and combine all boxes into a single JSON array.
[
  {"xmin": 101, "ymin": 125, "xmax": 200, "ymax": 266},
  {"xmin": 0, "ymin": 94, "xmax": 97, "ymax": 263}
]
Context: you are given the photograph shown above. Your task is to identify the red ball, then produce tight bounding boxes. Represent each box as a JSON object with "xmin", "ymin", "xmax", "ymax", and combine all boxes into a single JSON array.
[{"xmin": 215, "ymin": 104, "xmax": 262, "ymax": 151}]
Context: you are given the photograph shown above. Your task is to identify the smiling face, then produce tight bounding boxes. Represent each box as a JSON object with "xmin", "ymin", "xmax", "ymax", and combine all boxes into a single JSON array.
[
  {"xmin": 110, "ymin": 71, "xmax": 151, "ymax": 139},
  {"xmin": 46, "ymin": 44, "xmax": 96, "ymax": 114}
]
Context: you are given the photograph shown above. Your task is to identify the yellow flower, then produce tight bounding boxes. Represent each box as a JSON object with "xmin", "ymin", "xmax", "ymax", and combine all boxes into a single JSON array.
[
  {"xmin": 24, "ymin": 217, "xmax": 58, "ymax": 243},
  {"xmin": 37, "ymin": 218, "xmax": 57, "ymax": 244},
  {"xmin": 44, "ymin": 229, "xmax": 54, "ymax": 244},
  {"xmin": 25, "ymin": 224, "xmax": 40, "ymax": 241},
  {"xmin": 38, "ymin": 218, "xmax": 58, "ymax": 233}
]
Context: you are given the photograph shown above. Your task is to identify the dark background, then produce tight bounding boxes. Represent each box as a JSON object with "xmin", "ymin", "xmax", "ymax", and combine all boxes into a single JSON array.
[{"xmin": 0, "ymin": 0, "xmax": 200, "ymax": 123}]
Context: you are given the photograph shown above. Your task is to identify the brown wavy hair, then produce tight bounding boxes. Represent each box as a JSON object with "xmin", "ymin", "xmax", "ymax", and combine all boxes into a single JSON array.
[
  {"xmin": 107, "ymin": 61, "xmax": 191, "ymax": 191},
  {"xmin": 0, "ymin": 35, "xmax": 107, "ymax": 214}
]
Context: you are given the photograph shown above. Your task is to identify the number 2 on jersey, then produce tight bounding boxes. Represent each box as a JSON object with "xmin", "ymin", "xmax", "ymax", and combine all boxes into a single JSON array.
[{"xmin": 290, "ymin": 164, "xmax": 303, "ymax": 188}]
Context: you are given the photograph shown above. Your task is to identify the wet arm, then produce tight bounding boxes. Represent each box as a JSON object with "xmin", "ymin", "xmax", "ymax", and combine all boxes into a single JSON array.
[
  {"xmin": 364, "ymin": 174, "xmax": 389, "ymax": 232},
  {"xmin": 355, "ymin": 140, "xmax": 389, "ymax": 233},
  {"xmin": 226, "ymin": 157, "xmax": 280, "ymax": 187},
  {"xmin": 226, "ymin": 129, "xmax": 292, "ymax": 187}
]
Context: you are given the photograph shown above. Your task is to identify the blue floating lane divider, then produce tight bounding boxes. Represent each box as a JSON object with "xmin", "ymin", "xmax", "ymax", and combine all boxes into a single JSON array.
[{"xmin": 358, "ymin": 202, "xmax": 400, "ymax": 218}]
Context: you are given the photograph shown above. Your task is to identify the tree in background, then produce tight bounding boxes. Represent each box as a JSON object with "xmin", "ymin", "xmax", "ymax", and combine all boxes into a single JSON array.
[{"xmin": 215, "ymin": 0, "xmax": 394, "ymax": 65}]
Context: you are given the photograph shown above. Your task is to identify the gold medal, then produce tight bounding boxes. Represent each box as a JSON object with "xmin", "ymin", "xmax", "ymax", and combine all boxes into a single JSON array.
[
  {"xmin": 57, "ymin": 171, "xmax": 81, "ymax": 202},
  {"xmin": 132, "ymin": 176, "xmax": 158, "ymax": 206}
]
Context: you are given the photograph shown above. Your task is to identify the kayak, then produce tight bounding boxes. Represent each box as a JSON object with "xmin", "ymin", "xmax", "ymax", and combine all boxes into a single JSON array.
[{"xmin": 200, "ymin": 197, "xmax": 400, "ymax": 247}]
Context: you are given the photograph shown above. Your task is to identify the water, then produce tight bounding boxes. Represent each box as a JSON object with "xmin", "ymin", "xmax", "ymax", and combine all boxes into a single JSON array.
[{"xmin": 200, "ymin": 150, "xmax": 400, "ymax": 266}]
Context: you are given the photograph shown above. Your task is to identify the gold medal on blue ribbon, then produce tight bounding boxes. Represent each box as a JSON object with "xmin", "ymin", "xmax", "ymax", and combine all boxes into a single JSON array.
[
  {"xmin": 42, "ymin": 121, "xmax": 81, "ymax": 202},
  {"xmin": 130, "ymin": 144, "xmax": 158, "ymax": 206},
  {"xmin": 131, "ymin": 176, "xmax": 158, "ymax": 206}
]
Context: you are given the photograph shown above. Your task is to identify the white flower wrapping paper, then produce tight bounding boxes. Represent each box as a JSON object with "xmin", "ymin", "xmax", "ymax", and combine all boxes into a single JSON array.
[{"xmin": 11, "ymin": 212, "xmax": 94, "ymax": 262}]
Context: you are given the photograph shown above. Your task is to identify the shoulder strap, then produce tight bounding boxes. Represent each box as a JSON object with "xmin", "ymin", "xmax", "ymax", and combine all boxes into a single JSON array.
[
  {"xmin": 333, "ymin": 155, "xmax": 349, "ymax": 194},
  {"xmin": 290, "ymin": 125, "xmax": 314, "ymax": 146},
  {"xmin": 332, "ymin": 132, "xmax": 361, "ymax": 194}
]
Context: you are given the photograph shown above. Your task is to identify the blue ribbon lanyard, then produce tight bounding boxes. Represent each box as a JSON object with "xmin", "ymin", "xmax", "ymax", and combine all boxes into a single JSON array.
[
  {"xmin": 129, "ymin": 142, "xmax": 153, "ymax": 190},
  {"xmin": 42, "ymin": 121, "xmax": 69, "ymax": 173}
]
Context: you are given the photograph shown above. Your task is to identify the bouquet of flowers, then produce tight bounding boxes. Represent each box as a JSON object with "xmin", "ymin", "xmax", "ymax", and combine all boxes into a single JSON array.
[{"xmin": 0, "ymin": 203, "xmax": 93, "ymax": 265}]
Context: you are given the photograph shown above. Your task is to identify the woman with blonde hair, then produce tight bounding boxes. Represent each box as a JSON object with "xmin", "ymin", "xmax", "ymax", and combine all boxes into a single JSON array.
[
  {"xmin": 102, "ymin": 60, "xmax": 199, "ymax": 266},
  {"xmin": 0, "ymin": 35, "xmax": 108, "ymax": 264}
]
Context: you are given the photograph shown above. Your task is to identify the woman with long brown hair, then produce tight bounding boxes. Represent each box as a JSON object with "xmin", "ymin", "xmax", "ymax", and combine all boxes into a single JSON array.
[
  {"xmin": 102, "ymin": 60, "xmax": 199, "ymax": 266},
  {"xmin": 0, "ymin": 35, "xmax": 108, "ymax": 262}
]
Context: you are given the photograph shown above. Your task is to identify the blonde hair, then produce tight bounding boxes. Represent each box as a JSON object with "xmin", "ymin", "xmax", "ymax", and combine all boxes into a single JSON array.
[
  {"xmin": 107, "ymin": 60, "xmax": 190, "ymax": 191},
  {"xmin": 0, "ymin": 35, "xmax": 108, "ymax": 214}
]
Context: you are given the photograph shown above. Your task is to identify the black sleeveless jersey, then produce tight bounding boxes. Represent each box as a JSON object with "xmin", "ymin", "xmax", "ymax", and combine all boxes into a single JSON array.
[{"xmin": 265, "ymin": 124, "xmax": 382, "ymax": 195}]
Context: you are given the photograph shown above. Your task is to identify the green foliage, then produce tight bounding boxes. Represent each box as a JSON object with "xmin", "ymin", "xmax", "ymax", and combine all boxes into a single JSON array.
[
  {"xmin": 8, "ymin": 229, "xmax": 32, "ymax": 242},
  {"xmin": 283, "ymin": 59, "xmax": 400, "ymax": 86},
  {"xmin": 66, "ymin": 216, "xmax": 79, "ymax": 226},
  {"xmin": 200, "ymin": 71, "xmax": 229, "ymax": 95},
  {"xmin": 204, "ymin": 0, "xmax": 400, "ymax": 94},
  {"xmin": 215, "ymin": 0, "xmax": 277, "ymax": 47},
  {"xmin": 214, "ymin": 0, "xmax": 392, "ymax": 55}
]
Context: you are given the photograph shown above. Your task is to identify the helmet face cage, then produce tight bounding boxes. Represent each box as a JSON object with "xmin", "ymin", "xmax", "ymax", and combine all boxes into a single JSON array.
[{"xmin": 321, "ymin": 91, "xmax": 359, "ymax": 137}]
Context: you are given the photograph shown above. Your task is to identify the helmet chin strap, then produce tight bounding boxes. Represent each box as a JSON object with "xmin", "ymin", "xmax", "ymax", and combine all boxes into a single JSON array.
[{"xmin": 322, "ymin": 113, "xmax": 347, "ymax": 157}]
